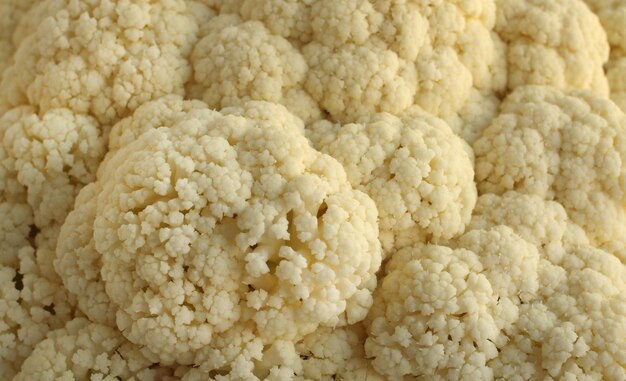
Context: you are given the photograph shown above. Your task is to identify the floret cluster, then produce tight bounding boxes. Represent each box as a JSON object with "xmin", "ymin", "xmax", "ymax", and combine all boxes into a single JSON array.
[{"xmin": 0, "ymin": 1, "xmax": 625, "ymax": 380}]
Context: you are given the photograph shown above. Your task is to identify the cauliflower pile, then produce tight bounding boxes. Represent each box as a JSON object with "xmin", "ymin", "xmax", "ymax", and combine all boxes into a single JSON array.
[{"xmin": 0, "ymin": 0, "xmax": 625, "ymax": 380}]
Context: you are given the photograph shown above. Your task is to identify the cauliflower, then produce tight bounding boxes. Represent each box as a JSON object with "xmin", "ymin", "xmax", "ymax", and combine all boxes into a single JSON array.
[
  {"xmin": 294, "ymin": 324, "xmax": 384, "ymax": 381},
  {"xmin": 0, "ymin": 247, "xmax": 77, "ymax": 379},
  {"xmin": 365, "ymin": 226, "xmax": 540, "ymax": 379},
  {"xmin": 308, "ymin": 110, "xmax": 476, "ymax": 253},
  {"xmin": 56, "ymin": 97, "xmax": 382, "ymax": 374},
  {"xmin": 1, "ymin": 0, "xmax": 199, "ymax": 125},
  {"xmin": 180, "ymin": 323, "xmax": 384, "ymax": 381},
  {"xmin": 366, "ymin": 219, "xmax": 626, "ymax": 380},
  {"xmin": 495, "ymin": 0, "xmax": 609, "ymax": 95},
  {"xmin": 189, "ymin": 14, "xmax": 321, "ymax": 123},
  {"xmin": 12, "ymin": 317, "xmax": 178, "ymax": 381},
  {"xmin": 461, "ymin": 189, "xmax": 626, "ymax": 380},
  {"xmin": 1, "ymin": 0, "xmax": 625, "ymax": 379},
  {"xmin": 475, "ymin": 85, "xmax": 626, "ymax": 247},
  {"xmin": 582, "ymin": 0, "xmax": 626, "ymax": 112},
  {"xmin": 187, "ymin": 0, "xmax": 506, "ymax": 140},
  {"xmin": 0, "ymin": 105, "xmax": 106, "ymax": 295},
  {"xmin": 490, "ymin": 244, "xmax": 626, "ymax": 380},
  {"xmin": 0, "ymin": 106, "xmax": 105, "ymax": 230}
]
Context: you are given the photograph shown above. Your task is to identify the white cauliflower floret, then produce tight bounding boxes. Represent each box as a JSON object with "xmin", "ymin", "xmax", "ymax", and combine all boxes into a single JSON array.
[
  {"xmin": 238, "ymin": 0, "xmax": 313, "ymax": 45},
  {"xmin": 583, "ymin": 0, "xmax": 626, "ymax": 55},
  {"xmin": 475, "ymin": 86, "xmax": 626, "ymax": 247},
  {"xmin": 186, "ymin": 0, "xmax": 505, "ymax": 139},
  {"xmin": 1, "ymin": 0, "xmax": 198, "ymax": 125},
  {"xmin": 56, "ymin": 182, "xmax": 115, "ymax": 326},
  {"xmin": 0, "ymin": 247, "xmax": 77, "ymax": 379},
  {"xmin": 180, "ymin": 323, "xmax": 384, "ymax": 380},
  {"xmin": 295, "ymin": 324, "xmax": 384, "ymax": 381},
  {"xmin": 57, "ymin": 97, "xmax": 382, "ymax": 373},
  {"xmin": 458, "ymin": 192, "xmax": 626, "ymax": 379},
  {"xmin": 303, "ymin": 41, "xmax": 418, "ymax": 123},
  {"xmin": 12, "ymin": 317, "xmax": 178, "ymax": 381},
  {"xmin": 308, "ymin": 110, "xmax": 476, "ymax": 252},
  {"xmin": 495, "ymin": 0, "xmax": 609, "ymax": 95},
  {"xmin": 582, "ymin": 0, "xmax": 626, "ymax": 112},
  {"xmin": 190, "ymin": 15, "xmax": 321, "ymax": 123},
  {"xmin": 0, "ymin": 106, "xmax": 105, "ymax": 229},
  {"xmin": 365, "ymin": 226, "xmax": 540, "ymax": 379},
  {"xmin": 107, "ymin": 95, "xmax": 208, "ymax": 153},
  {"xmin": 490, "ymin": 245, "xmax": 626, "ymax": 380},
  {"xmin": 0, "ymin": 105, "xmax": 105, "ymax": 286}
]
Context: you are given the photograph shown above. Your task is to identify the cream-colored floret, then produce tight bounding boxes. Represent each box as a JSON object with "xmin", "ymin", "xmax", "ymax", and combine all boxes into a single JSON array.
[
  {"xmin": 0, "ymin": 246, "xmax": 77, "ymax": 380},
  {"xmin": 12, "ymin": 318, "xmax": 178, "ymax": 381},
  {"xmin": 475, "ymin": 86, "xmax": 626, "ymax": 246},
  {"xmin": 365, "ymin": 226, "xmax": 539, "ymax": 379},
  {"xmin": 57, "ymin": 97, "xmax": 382, "ymax": 374},
  {"xmin": 190, "ymin": 15, "xmax": 320, "ymax": 123},
  {"xmin": 495, "ymin": 0, "xmax": 609, "ymax": 95},
  {"xmin": 309, "ymin": 110, "xmax": 476, "ymax": 252},
  {"xmin": 1, "ymin": 0, "xmax": 198, "ymax": 125}
]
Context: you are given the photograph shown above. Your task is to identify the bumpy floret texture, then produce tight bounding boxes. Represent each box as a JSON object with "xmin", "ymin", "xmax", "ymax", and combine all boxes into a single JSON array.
[
  {"xmin": 2, "ymin": 0, "xmax": 626, "ymax": 379},
  {"xmin": 308, "ymin": 110, "xmax": 476, "ymax": 253},
  {"xmin": 365, "ymin": 226, "xmax": 540, "ymax": 379},
  {"xmin": 495, "ymin": 0, "xmax": 609, "ymax": 95},
  {"xmin": 475, "ymin": 85, "xmax": 626, "ymax": 246},
  {"xmin": 188, "ymin": 0, "xmax": 506, "ymax": 139},
  {"xmin": 581, "ymin": 0, "xmax": 626, "ymax": 112},
  {"xmin": 0, "ymin": 247, "xmax": 77, "ymax": 380},
  {"xmin": 12, "ymin": 318, "xmax": 178, "ymax": 381},
  {"xmin": 189, "ymin": 14, "xmax": 321, "ymax": 123},
  {"xmin": 57, "ymin": 97, "xmax": 382, "ymax": 375},
  {"xmin": 0, "ymin": 0, "xmax": 199, "ymax": 125},
  {"xmin": 0, "ymin": 107, "xmax": 105, "ymax": 230}
]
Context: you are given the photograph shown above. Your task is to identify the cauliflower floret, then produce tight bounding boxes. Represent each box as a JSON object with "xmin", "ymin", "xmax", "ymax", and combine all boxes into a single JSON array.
[
  {"xmin": 186, "ymin": 0, "xmax": 505, "ymax": 138},
  {"xmin": 490, "ymin": 245, "xmax": 626, "ymax": 380},
  {"xmin": 56, "ymin": 182, "xmax": 115, "ymax": 326},
  {"xmin": 365, "ymin": 226, "xmax": 540, "ymax": 379},
  {"xmin": 583, "ymin": 0, "xmax": 626, "ymax": 57},
  {"xmin": 495, "ymin": 0, "xmax": 609, "ymax": 95},
  {"xmin": 0, "ymin": 247, "xmax": 77, "ymax": 379},
  {"xmin": 189, "ymin": 15, "xmax": 321, "ymax": 123},
  {"xmin": 303, "ymin": 41, "xmax": 418, "ymax": 123},
  {"xmin": 107, "ymin": 95, "xmax": 208, "ymax": 153},
  {"xmin": 581, "ymin": 0, "xmax": 626, "ymax": 112},
  {"xmin": 12, "ymin": 318, "xmax": 178, "ymax": 381},
  {"xmin": 180, "ymin": 323, "xmax": 385, "ymax": 381},
  {"xmin": 295, "ymin": 324, "xmax": 384, "ymax": 381},
  {"xmin": 0, "ymin": 106, "xmax": 105, "ymax": 229},
  {"xmin": 57, "ymin": 97, "xmax": 382, "ymax": 372},
  {"xmin": 475, "ymin": 85, "xmax": 626, "ymax": 246},
  {"xmin": 0, "ymin": 105, "xmax": 105, "ymax": 284},
  {"xmin": 1, "ymin": 0, "xmax": 198, "ymax": 125},
  {"xmin": 238, "ymin": 0, "xmax": 313, "ymax": 45},
  {"xmin": 308, "ymin": 110, "xmax": 476, "ymax": 252}
]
